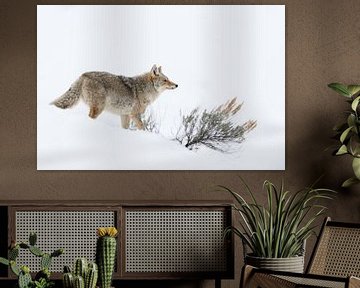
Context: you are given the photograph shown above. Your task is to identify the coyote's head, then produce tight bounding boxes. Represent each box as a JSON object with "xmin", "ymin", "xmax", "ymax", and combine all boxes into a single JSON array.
[{"xmin": 150, "ymin": 65, "xmax": 178, "ymax": 93}]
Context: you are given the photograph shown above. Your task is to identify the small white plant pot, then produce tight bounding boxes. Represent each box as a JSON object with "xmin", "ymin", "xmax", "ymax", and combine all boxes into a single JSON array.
[{"xmin": 245, "ymin": 254, "xmax": 305, "ymax": 273}]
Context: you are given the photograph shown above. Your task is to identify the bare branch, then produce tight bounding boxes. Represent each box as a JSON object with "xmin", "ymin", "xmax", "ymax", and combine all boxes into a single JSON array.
[
  {"xmin": 174, "ymin": 98, "xmax": 256, "ymax": 153},
  {"xmin": 142, "ymin": 111, "xmax": 160, "ymax": 133}
]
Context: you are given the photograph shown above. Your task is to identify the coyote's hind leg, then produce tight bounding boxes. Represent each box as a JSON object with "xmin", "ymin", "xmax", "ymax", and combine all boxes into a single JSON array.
[
  {"xmin": 88, "ymin": 104, "xmax": 104, "ymax": 119},
  {"xmin": 82, "ymin": 79, "xmax": 106, "ymax": 119}
]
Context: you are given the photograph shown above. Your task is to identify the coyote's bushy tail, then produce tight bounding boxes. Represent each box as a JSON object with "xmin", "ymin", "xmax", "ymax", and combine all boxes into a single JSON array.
[{"xmin": 51, "ymin": 78, "xmax": 82, "ymax": 109}]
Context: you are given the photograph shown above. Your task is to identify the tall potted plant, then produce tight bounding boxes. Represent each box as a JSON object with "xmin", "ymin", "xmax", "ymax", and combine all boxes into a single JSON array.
[
  {"xmin": 220, "ymin": 179, "xmax": 334, "ymax": 273},
  {"xmin": 328, "ymin": 83, "xmax": 360, "ymax": 187}
]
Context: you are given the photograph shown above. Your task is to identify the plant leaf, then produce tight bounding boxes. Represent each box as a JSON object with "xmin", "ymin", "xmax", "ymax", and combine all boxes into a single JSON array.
[
  {"xmin": 10, "ymin": 261, "xmax": 20, "ymax": 276},
  {"xmin": 0, "ymin": 257, "xmax": 9, "ymax": 266},
  {"xmin": 347, "ymin": 114, "xmax": 356, "ymax": 128},
  {"xmin": 342, "ymin": 177, "xmax": 360, "ymax": 188},
  {"xmin": 351, "ymin": 96, "xmax": 360, "ymax": 111},
  {"xmin": 347, "ymin": 85, "xmax": 360, "ymax": 97},
  {"xmin": 352, "ymin": 157, "xmax": 360, "ymax": 179},
  {"xmin": 336, "ymin": 145, "xmax": 348, "ymax": 155},
  {"xmin": 222, "ymin": 178, "xmax": 335, "ymax": 258},
  {"xmin": 328, "ymin": 83, "xmax": 350, "ymax": 97},
  {"xmin": 340, "ymin": 126, "xmax": 353, "ymax": 143},
  {"xmin": 349, "ymin": 135, "xmax": 360, "ymax": 157}
]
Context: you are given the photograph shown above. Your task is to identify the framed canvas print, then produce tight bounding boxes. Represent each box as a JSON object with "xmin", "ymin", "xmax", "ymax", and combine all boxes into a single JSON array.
[{"xmin": 37, "ymin": 5, "xmax": 285, "ymax": 170}]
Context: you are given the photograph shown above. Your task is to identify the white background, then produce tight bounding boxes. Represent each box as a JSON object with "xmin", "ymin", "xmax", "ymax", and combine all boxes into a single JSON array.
[{"xmin": 37, "ymin": 5, "xmax": 285, "ymax": 170}]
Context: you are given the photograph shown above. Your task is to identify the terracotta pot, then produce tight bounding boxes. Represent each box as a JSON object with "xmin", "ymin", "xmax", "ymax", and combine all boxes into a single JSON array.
[{"xmin": 245, "ymin": 254, "xmax": 304, "ymax": 273}]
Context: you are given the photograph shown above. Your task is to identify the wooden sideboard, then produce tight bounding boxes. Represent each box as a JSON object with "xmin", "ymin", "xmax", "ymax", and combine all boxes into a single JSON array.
[{"xmin": 0, "ymin": 201, "xmax": 234, "ymax": 288}]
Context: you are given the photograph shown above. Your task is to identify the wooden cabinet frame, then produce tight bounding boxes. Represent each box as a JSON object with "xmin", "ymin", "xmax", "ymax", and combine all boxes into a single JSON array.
[{"xmin": 0, "ymin": 201, "xmax": 234, "ymax": 283}]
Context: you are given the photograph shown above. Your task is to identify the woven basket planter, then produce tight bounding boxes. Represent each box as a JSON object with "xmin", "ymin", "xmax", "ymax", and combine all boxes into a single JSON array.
[{"xmin": 245, "ymin": 254, "xmax": 305, "ymax": 273}]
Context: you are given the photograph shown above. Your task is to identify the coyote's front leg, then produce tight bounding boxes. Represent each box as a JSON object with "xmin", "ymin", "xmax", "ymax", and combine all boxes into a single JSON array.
[
  {"xmin": 131, "ymin": 114, "xmax": 145, "ymax": 130},
  {"xmin": 120, "ymin": 115, "xmax": 130, "ymax": 129}
]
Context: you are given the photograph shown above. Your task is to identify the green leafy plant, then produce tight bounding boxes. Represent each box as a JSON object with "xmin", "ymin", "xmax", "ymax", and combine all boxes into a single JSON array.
[
  {"xmin": 0, "ymin": 232, "xmax": 63, "ymax": 288},
  {"xmin": 328, "ymin": 83, "xmax": 360, "ymax": 187},
  {"xmin": 33, "ymin": 278, "xmax": 54, "ymax": 288},
  {"xmin": 220, "ymin": 179, "xmax": 334, "ymax": 258}
]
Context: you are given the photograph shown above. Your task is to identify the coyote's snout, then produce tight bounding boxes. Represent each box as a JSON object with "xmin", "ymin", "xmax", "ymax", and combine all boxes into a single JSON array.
[{"xmin": 51, "ymin": 65, "xmax": 178, "ymax": 130}]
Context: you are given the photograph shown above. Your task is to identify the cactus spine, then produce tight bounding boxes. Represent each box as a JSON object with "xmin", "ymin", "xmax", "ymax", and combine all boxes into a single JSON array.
[{"xmin": 96, "ymin": 227, "xmax": 118, "ymax": 288}]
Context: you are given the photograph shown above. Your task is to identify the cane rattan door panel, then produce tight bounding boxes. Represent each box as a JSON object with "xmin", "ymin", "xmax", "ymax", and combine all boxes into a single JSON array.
[
  {"xmin": 122, "ymin": 207, "xmax": 233, "ymax": 278},
  {"xmin": 14, "ymin": 209, "xmax": 116, "ymax": 273}
]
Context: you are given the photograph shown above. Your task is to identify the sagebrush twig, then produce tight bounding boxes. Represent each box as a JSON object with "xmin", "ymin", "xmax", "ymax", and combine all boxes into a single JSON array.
[{"xmin": 174, "ymin": 98, "xmax": 257, "ymax": 152}]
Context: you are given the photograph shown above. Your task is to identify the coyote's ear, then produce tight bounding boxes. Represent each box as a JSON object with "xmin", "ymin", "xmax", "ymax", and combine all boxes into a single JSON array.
[
  {"xmin": 158, "ymin": 66, "xmax": 162, "ymax": 73},
  {"xmin": 151, "ymin": 65, "xmax": 159, "ymax": 76}
]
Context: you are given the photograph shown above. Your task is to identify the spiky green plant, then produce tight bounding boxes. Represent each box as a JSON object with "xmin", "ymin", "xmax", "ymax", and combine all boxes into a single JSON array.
[
  {"xmin": 62, "ymin": 267, "xmax": 74, "ymax": 288},
  {"xmin": 73, "ymin": 275, "xmax": 85, "ymax": 288},
  {"xmin": 74, "ymin": 258, "xmax": 88, "ymax": 280},
  {"xmin": 328, "ymin": 83, "xmax": 360, "ymax": 187},
  {"xmin": 0, "ymin": 232, "xmax": 63, "ymax": 288},
  {"xmin": 96, "ymin": 227, "xmax": 118, "ymax": 288},
  {"xmin": 32, "ymin": 278, "xmax": 54, "ymax": 288},
  {"xmin": 220, "ymin": 178, "xmax": 335, "ymax": 258},
  {"xmin": 85, "ymin": 262, "xmax": 98, "ymax": 288},
  {"xmin": 63, "ymin": 259, "xmax": 98, "ymax": 288}
]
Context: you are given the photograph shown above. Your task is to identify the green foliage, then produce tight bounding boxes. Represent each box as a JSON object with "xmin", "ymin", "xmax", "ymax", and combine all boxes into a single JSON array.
[
  {"xmin": 0, "ymin": 257, "xmax": 9, "ymax": 266},
  {"xmin": 74, "ymin": 275, "xmax": 85, "ymax": 288},
  {"xmin": 9, "ymin": 247, "xmax": 19, "ymax": 260},
  {"xmin": 85, "ymin": 263, "xmax": 98, "ymax": 288},
  {"xmin": 29, "ymin": 232, "xmax": 37, "ymax": 246},
  {"xmin": 63, "ymin": 259, "xmax": 98, "ymax": 288},
  {"xmin": 35, "ymin": 268, "xmax": 50, "ymax": 282},
  {"xmin": 40, "ymin": 254, "xmax": 52, "ymax": 270},
  {"xmin": 50, "ymin": 249, "xmax": 63, "ymax": 258},
  {"xmin": 220, "ymin": 178, "xmax": 335, "ymax": 258},
  {"xmin": 10, "ymin": 260, "xmax": 21, "ymax": 276},
  {"xmin": 32, "ymin": 278, "xmax": 54, "ymax": 288},
  {"xmin": 174, "ymin": 98, "xmax": 257, "ymax": 152},
  {"xmin": 19, "ymin": 270, "xmax": 32, "ymax": 288},
  {"xmin": 74, "ymin": 258, "xmax": 88, "ymax": 279},
  {"xmin": 96, "ymin": 236, "xmax": 117, "ymax": 288},
  {"xmin": 0, "ymin": 232, "xmax": 63, "ymax": 288},
  {"xmin": 29, "ymin": 246, "xmax": 44, "ymax": 257},
  {"xmin": 329, "ymin": 83, "xmax": 360, "ymax": 187},
  {"xmin": 63, "ymin": 274, "xmax": 73, "ymax": 288}
]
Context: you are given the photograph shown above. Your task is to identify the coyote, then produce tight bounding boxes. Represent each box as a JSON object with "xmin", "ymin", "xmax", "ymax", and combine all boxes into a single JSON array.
[{"xmin": 51, "ymin": 65, "xmax": 178, "ymax": 129}]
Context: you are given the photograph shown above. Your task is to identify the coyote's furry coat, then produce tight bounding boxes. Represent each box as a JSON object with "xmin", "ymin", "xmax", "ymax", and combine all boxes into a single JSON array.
[{"xmin": 51, "ymin": 65, "xmax": 178, "ymax": 129}]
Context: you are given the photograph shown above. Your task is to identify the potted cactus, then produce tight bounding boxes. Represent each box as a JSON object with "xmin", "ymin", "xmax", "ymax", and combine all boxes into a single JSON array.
[
  {"xmin": 96, "ymin": 227, "xmax": 118, "ymax": 288},
  {"xmin": 0, "ymin": 232, "xmax": 64, "ymax": 288},
  {"xmin": 62, "ymin": 258, "xmax": 98, "ymax": 288}
]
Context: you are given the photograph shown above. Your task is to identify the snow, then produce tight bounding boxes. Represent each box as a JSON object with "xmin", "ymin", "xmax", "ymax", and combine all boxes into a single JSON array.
[
  {"xmin": 38, "ymin": 102, "xmax": 284, "ymax": 170},
  {"xmin": 37, "ymin": 5, "xmax": 285, "ymax": 170}
]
